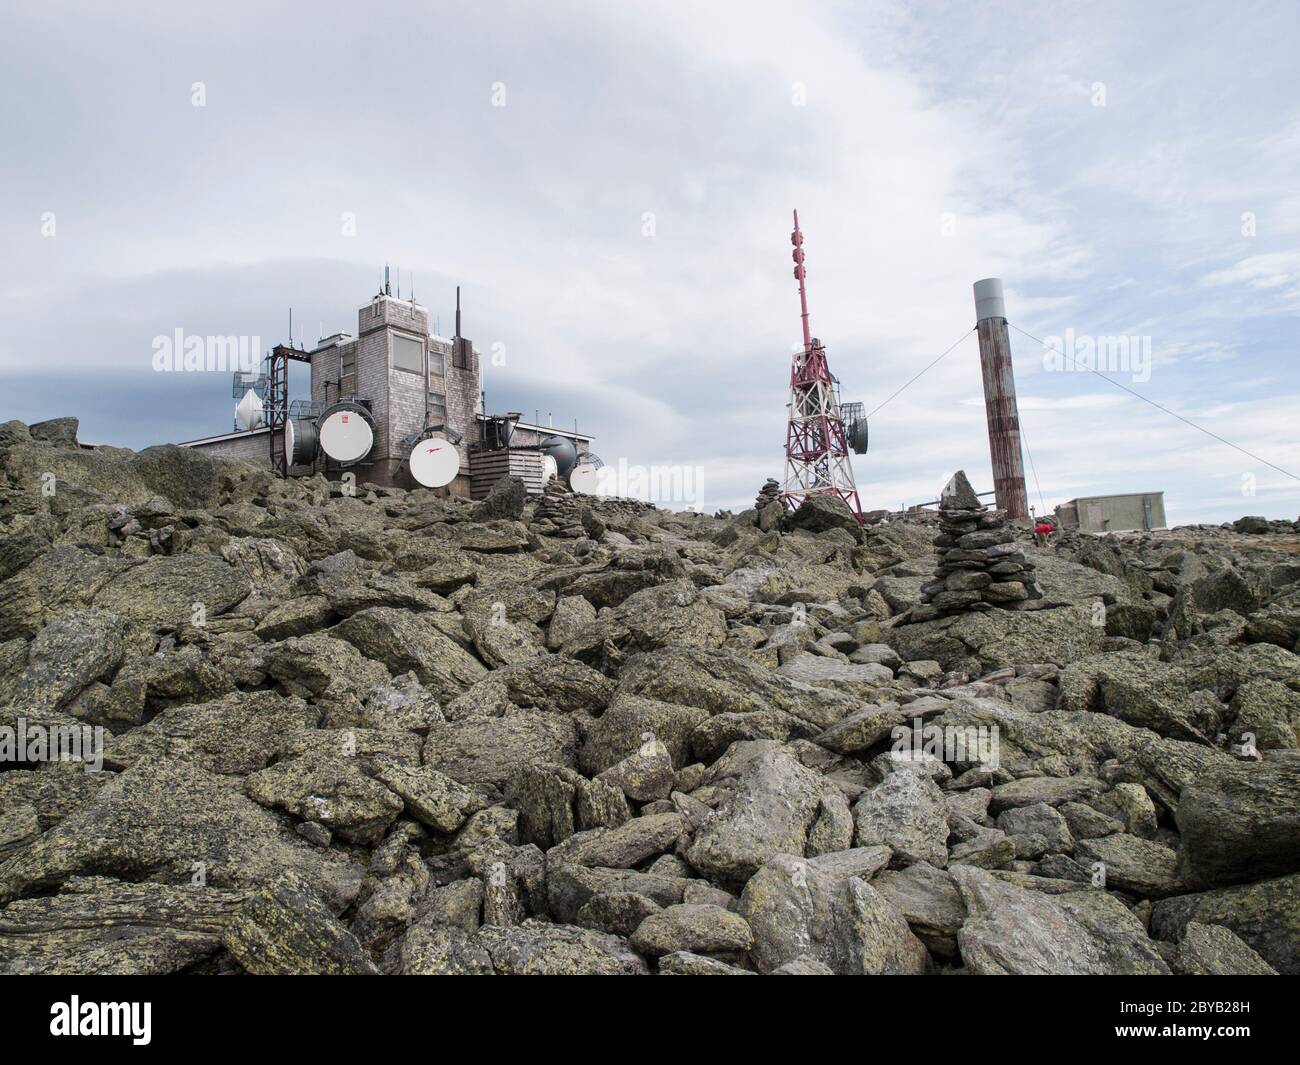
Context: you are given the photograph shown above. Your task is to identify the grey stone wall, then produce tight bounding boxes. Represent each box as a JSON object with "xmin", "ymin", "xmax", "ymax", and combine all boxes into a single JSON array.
[
  {"xmin": 185, "ymin": 429, "xmax": 276, "ymax": 463},
  {"xmin": 184, "ymin": 429, "xmax": 313, "ymax": 477}
]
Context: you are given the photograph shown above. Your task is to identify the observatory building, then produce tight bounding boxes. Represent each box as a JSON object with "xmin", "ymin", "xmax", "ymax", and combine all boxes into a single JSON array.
[{"xmin": 178, "ymin": 284, "xmax": 595, "ymax": 497}]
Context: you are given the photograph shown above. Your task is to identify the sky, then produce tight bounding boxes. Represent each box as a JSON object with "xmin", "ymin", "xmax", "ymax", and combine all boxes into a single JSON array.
[{"xmin": 2, "ymin": 0, "xmax": 1297, "ymax": 523}]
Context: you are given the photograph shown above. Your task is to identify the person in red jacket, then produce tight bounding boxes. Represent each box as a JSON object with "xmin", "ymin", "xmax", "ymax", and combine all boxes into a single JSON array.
[{"xmin": 1034, "ymin": 519, "xmax": 1056, "ymax": 547}]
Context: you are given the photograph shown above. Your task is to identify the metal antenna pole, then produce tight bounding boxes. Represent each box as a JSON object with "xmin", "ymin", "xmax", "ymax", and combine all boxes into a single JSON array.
[{"xmin": 793, "ymin": 209, "xmax": 812, "ymax": 352}]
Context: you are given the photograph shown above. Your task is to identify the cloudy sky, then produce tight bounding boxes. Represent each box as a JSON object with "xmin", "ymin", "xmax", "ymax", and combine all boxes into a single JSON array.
[{"xmin": 2, "ymin": 0, "xmax": 1297, "ymax": 522}]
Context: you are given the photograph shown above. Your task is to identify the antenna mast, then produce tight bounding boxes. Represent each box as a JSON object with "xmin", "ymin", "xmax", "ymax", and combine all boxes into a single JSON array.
[
  {"xmin": 781, "ymin": 210, "xmax": 863, "ymax": 521},
  {"xmin": 795, "ymin": 210, "xmax": 812, "ymax": 353}
]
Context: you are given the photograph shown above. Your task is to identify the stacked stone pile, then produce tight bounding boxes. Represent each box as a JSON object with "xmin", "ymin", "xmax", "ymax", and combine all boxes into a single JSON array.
[
  {"xmin": 753, "ymin": 478, "xmax": 785, "ymax": 532},
  {"xmin": 529, "ymin": 478, "xmax": 586, "ymax": 537},
  {"xmin": 916, "ymin": 470, "xmax": 1042, "ymax": 619},
  {"xmin": 754, "ymin": 479, "xmax": 781, "ymax": 511},
  {"xmin": 530, "ymin": 477, "xmax": 659, "ymax": 538}
]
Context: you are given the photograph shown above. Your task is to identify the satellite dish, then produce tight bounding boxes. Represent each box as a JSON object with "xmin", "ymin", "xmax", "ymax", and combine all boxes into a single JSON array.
[
  {"xmin": 542, "ymin": 455, "xmax": 559, "ymax": 484},
  {"xmin": 235, "ymin": 388, "xmax": 263, "ymax": 430},
  {"xmin": 849, "ymin": 417, "xmax": 869, "ymax": 455},
  {"xmin": 287, "ymin": 417, "xmax": 319, "ymax": 466},
  {"xmin": 409, "ymin": 436, "xmax": 459, "ymax": 488},
  {"xmin": 569, "ymin": 462, "xmax": 603, "ymax": 495},
  {"xmin": 539, "ymin": 435, "xmax": 578, "ymax": 478},
  {"xmin": 318, "ymin": 401, "xmax": 375, "ymax": 463}
]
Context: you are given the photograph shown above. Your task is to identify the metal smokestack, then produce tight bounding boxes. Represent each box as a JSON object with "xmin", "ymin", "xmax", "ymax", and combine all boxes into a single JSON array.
[{"xmin": 973, "ymin": 278, "xmax": 1029, "ymax": 519}]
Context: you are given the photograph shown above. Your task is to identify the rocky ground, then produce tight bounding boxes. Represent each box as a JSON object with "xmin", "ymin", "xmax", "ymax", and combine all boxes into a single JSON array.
[{"xmin": 1, "ymin": 415, "xmax": 1298, "ymax": 975}]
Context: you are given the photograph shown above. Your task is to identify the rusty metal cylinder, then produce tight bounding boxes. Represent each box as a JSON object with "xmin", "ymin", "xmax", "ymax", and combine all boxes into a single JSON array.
[{"xmin": 973, "ymin": 279, "xmax": 1030, "ymax": 519}]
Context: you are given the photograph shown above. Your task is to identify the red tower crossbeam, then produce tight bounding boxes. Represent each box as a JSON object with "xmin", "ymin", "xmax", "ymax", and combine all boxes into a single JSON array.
[{"xmin": 781, "ymin": 210, "xmax": 863, "ymax": 521}]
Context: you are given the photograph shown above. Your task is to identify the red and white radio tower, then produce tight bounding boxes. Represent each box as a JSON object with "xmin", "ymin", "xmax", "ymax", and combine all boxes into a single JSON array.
[{"xmin": 781, "ymin": 210, "xmax": 863, "ymax": 520}]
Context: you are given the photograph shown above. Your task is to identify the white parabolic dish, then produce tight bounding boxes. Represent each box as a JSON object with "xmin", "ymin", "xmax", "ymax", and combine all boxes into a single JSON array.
[
  {"xmin": 569, "ymin": 462, "xmax": 602, "ymax": 495},
  {"xmin": 409, "ymin": 438, "xmax": 459, "ymax": 487},
  {"xmin": 542, "ymin": 455, "xmax": 559, "ymax": 484},
  {"xmin": 319, "ymin": 409, "xmax": 374, "ymax": 462}
]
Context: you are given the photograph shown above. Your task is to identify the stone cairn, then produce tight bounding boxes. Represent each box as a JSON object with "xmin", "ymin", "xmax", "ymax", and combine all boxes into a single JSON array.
[
  {"xmin": 529, "ymin": 478, "xmax": 587, "ymax": 538},
  {"xmin": 753, "ymin": 478, "xmax": 786, "ymax": 532},
  {"xmin": 916, "ymin": 470, "xmax": 1042, "ymax": 619},
  {"xmin": 754, "ymin": 478, "xmax": 781, "ymax": 511}
]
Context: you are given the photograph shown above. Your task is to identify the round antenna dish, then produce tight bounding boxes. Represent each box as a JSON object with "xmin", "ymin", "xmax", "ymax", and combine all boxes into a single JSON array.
[
  {"xmin": 569, "ymin": 462, "xmax": 603, "ymax": 495},
  {"xmin": 542, "ymin": 455, "xmax": 559, "ymax": 484},
  {"xmin": 235, "ymin": 388, "xmax": 264, "ymax": 430},
  {"xmin": 849, "ymin": 418, "xmax": 868, "ymax": 455},
  {"xmin": 287, "ymin": 417, "xmax": 319, "ymax": 466},
  {"xmin": 318, "ymin": 401, "xmax": 375, "ymax": 463},
  {"xmin": 539, "ymin": 435, "xmax": 578, "ymax": 478},
  {"xmin": 409, "ymin": 436, "xmax": 459, "ymax": 488}
]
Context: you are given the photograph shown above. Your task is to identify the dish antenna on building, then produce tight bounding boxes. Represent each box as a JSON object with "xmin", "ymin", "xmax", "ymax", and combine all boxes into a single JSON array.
[
  {"xmin": 539, "ymin": 435, "xmax": 578, "ymax": 478},
  {"xmin": 409, "ymin": 435, "xmax": 460, "ymax": 488},
  {"xmin": 235, "ymin": 388, "xmax": 264, "ymax": 430},
  {"xmin": 283, "ymin": 401, "xmax": 321, "ymax": 466},
  {"xmin": 286, "ymin": 416, "xmax": 319, "ymax": 466},
  {"xmin": 569, "ymin": 452, "xmax": 606, "ymax": 495},
  {"xmin": 317, "ymin": 400, "xmax": 376, "ymax": 464}
]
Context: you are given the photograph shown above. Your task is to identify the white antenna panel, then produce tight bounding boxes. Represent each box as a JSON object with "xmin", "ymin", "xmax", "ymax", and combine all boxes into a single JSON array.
[{"xmin": 235, "ymin": 388, "xmax": 263, "ymax": 430}]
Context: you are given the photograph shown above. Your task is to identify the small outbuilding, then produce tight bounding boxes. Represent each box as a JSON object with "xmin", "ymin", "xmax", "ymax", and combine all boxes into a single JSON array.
[{"xmin": 1055, "ymin": 492, "xmax": 1166, "ymax": 533}]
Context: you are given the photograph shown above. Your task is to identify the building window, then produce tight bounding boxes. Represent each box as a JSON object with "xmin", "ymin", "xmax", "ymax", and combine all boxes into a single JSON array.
[
  {"xmin": 339, "ymin": 348, "xmax": 356, "ymax": 396},
  {"xmin": 428, "ymin": 393, "xmax": 447, "ymax": 420},
  {"xmin": 392, "ymin": 332, "xmax": 425, "ymax": 373},
  {"xmin": 428, "ymin": 346, "xmax": 444, "ymax": 376}
]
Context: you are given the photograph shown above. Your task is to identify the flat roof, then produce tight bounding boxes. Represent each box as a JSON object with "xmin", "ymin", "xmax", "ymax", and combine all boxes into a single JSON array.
[
  {"xmin": 1064, "ymin": 492, "xmax": 1164, "ymax": 504},
  {"xmin": 178, "ymin": 426, "xmax": 271, "ymax": 447},
  {"xmin": 479, "ymin": 416, "xmax": 593, "ymax": 442},
  {"xmin": 368, "ymin": 294, "xmax": 428, "ymax": 311}
]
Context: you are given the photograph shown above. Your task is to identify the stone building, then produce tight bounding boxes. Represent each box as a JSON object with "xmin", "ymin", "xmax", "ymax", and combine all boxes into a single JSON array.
[{"xmin": 178, "ymin": 288, "xmax": 591, "ymax": 498}]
